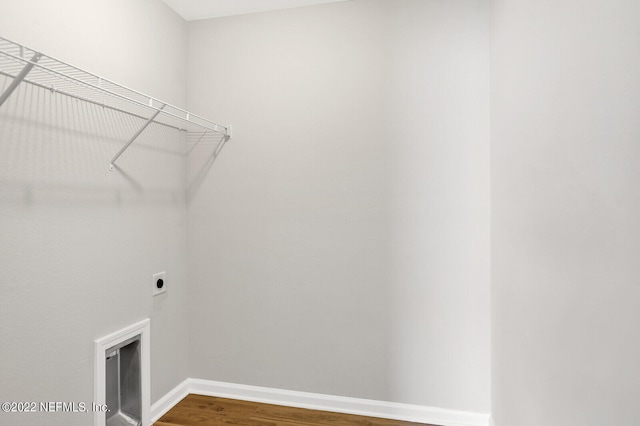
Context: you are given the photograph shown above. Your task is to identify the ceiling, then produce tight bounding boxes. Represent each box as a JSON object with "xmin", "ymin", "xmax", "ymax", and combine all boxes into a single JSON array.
[{"xmin": 161, "ymin": 0, "xmax": 351, "ymax": 21}]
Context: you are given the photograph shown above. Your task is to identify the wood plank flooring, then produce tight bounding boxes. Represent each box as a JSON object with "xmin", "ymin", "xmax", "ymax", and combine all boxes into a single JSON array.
[{"xmin": 154, "ymin": 394, "xmax": 433, "ymax": 426}]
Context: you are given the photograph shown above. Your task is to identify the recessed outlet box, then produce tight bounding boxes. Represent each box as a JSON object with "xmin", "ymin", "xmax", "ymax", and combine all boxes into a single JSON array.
[{"xmin": 152, "ymin": 271, "xmax": 166, "ymax": 296}]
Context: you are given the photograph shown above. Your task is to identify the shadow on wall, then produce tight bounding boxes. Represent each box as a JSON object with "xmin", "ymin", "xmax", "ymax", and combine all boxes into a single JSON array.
[
  {"xmin": 0, "ymin": 76, "xmax": 228, "ymax": 205},
  {"xmin": 186, "ymin": 131, "xmax": 229, "ymax": 202}
]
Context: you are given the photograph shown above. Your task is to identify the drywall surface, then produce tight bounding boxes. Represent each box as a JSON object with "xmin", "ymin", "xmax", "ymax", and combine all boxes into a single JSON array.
[
  {"xmin": 491, "ymin": 0, "xmax": 640, "ymax": 424},
  {"xmin": 187, "ymin": 0, "xmax": 490, "ymax": 412},
  {"xmin": 0, "ymin": 1, "xmax": 189, "ymax": 425}
]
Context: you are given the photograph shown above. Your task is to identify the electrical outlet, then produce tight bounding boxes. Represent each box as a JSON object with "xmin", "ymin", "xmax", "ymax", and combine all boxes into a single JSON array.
[{"xmin": 152, "ymin": 271, "xmax": 166, "ymax": 296}]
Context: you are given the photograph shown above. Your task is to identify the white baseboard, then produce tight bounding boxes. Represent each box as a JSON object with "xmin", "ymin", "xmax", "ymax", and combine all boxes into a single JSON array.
[
  {"xmin": 151, "ymin": 378, "xmax": 490, "ymax": 426},
  {"xmin": 150, "ymin": 379, "xmax": 190, "ymax": 424}
]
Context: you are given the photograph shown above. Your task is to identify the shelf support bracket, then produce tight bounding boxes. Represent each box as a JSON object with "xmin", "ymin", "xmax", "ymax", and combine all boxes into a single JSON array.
[
  {"xmin": 109, "ymin": 104, "xmax": 165, "ymax": 171},
  {"xmin": 0, "ymin": 52, "xmax": 42, "ymax": 108}
]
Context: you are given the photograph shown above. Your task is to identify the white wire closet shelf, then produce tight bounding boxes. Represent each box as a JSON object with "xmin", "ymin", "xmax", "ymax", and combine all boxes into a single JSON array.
[{"xmin": 0, "ymin": 36, "xmax": 231, "ymax": 170}]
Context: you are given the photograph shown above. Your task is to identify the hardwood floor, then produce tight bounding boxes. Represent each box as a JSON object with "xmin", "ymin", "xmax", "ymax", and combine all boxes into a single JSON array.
[{"xmin": 153, "ymin": 394, "xmax": 433, "ymax": 426}]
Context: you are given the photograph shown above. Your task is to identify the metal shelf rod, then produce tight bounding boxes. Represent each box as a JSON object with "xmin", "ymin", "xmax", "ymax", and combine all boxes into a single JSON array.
[
  {"xmin": 0, "ymin": 35, "xmax": 232, "ymax": 171},
  {"xmin": 0, "ymin": 48, "xmax": 228, "ymax": 134},
  {"xmin": 109, "ymin": 105, "xmax": 165, "ymax": 171},
  {"xmin": 0, "ymin": 38, "xmax": 222, "ymax": 131},
  {"xmin": 0, "ymin": 52, "xmax": 41, "ymax": 107},
  {"xmin": 0, "ymin": 69, "xmax": 187, "ymax": 133}
]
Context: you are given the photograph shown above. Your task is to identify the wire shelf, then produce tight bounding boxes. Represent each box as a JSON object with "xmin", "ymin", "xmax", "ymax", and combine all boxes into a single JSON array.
[{"xmin": 0, "ymin": 36, "xmax": 231, "ymax": 170}]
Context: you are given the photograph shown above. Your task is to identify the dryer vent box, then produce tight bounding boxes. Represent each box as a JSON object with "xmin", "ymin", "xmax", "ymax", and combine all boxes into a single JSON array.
[
  {"xmin": 105, "ymin": 336, "xmax": 142, "ymax": 426},
  {"xmin": 95, "ymin": 319, "xmax": 149, "ymax": 426}
]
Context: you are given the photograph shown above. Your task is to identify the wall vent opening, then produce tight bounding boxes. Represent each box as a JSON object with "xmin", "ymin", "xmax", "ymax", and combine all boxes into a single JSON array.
[{"xmin": 95, "ymin": 319, "xmax": 150, "ymax": 426}]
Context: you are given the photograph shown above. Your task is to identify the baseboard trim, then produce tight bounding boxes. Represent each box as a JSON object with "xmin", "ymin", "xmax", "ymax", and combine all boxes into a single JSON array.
[
  {"xmin": 150, "ymin": 379, "xmax": 190, "ymax": 424},
  {"xmin": 151, "ymin": 378, "xmax": 490, "ymax": 426}
]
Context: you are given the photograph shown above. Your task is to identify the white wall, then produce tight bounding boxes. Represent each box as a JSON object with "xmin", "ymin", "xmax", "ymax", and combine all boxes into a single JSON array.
[
  {"xmin": 0, "ymin": 1, "xmax": 190, "ymax": 425},
  {"xmin": 491, "ymin": 0, "xmax": 640, "ymax": 424},
  {"xmin": 5, "ymin": 0, "xmax": 637, "ymax": 422},
  {"xmin": 386, "ymin": 1, "xmax": 490, "ymax": 409},
  {"xmin": 1, "ymin": 0, "xmax": 493, "ymax": 421},
  {"xmin": 187, "ymin": 0, "xmax": 490, "ymax": 412}
]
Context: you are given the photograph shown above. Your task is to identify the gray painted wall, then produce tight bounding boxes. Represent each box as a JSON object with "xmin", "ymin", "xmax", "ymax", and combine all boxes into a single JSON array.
[
  {"xmin": 491, "ymin": 0, "xmax": 640, "ymax": 424},
  {"xmin": 0, "ymin": 1, "xmax": 190, "ymax": 425},
  {"xmin": 187, "ymin": 0, "xmax": 490, "ymax": 412}
]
